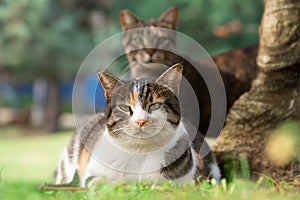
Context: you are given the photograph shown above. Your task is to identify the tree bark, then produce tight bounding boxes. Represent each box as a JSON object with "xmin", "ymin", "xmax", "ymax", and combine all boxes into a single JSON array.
[{"xmin": 214, "ymin": 0, "xmax": 300, "ymax": 182}]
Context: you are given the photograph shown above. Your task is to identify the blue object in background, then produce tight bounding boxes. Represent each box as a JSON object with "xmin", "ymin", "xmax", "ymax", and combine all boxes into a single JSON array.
[
  {"xmin": 0, "ymin": 81, "xmax": 20, "ymax": 108},
  {"xmin": 59, "ymin": 82, "xmax": 73, "ymax": 102},
  {"xmin": 16, "ymin": 82, "xmax": 33, "ymax": 96},
  {"xmin": 85, "ymin": 74, "xmax": 106, "ymax": 112},
  {"xmin": 0, "ymin": 75, "xmax": 106, "ymax": 112}
]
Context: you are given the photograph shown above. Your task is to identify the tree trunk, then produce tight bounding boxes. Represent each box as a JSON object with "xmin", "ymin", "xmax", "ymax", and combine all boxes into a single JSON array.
[
  {"xmin": 214, "ymin": 0, "xmax": 300, "ymax": 182},
  {"xmin": 45, "ymin": 78, "xmax": 60, "ymax": 133}
]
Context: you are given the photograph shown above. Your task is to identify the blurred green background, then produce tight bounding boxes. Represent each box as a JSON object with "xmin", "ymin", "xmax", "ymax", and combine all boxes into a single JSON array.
[
  {"xmin": 0, "ymin": 0, "xmax": 263, "ymax": 131},
  {"xmin": 0, "ymin": 0, "xmax": 263, "ymax": 184}
]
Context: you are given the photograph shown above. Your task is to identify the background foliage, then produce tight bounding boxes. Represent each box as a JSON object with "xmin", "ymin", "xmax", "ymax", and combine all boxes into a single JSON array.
[
  {"xmin": 0, "ymin": 0, "xmax": 263, "ymax": 131},
  {"xmin": 0, "ymin": 0, "xmax": 263, "ymax": 79}
]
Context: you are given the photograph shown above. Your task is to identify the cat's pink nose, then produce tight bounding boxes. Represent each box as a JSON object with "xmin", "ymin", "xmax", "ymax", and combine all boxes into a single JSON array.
[{"xmin": 135, "ymin": 119, "xmax": 148, "ymax": 127}]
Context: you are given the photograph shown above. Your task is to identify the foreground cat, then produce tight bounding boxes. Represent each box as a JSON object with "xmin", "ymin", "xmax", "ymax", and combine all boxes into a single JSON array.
[{"xmin": 55, "ymin": 64, "xmax": 220, "ymax": 187}]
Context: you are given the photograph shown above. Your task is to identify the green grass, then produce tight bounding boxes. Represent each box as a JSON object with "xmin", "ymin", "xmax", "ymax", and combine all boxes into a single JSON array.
[
  {"xmin": 0, "ymin": 126, "xmax": 299, "ymax": 200},
  {"xmin": 0, "ymin": 126, "xmax": 71, "ymax": 183},
  {"xmin": 1, "ymin": 178, "xmax": 299, "ymax": 200}
]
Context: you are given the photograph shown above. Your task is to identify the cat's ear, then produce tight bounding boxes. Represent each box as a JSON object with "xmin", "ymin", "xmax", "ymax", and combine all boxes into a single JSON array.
[
  {"xmin": 97, "ymin": 71, "xmax": 123, "ymax": 99},
  {"xmin": 156, "ymin": 63, "xmax": 183, "ymax": 95},
  {"xmin": 159, "ymin": 7, "xmax": 178, "ymax": 29},
  {"xmin": 119, "ymin": 9, "xmax": 139, "ymax": 31}
]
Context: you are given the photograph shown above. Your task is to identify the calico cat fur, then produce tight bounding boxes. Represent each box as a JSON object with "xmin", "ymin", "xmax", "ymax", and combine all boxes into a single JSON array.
[{"xmin": 55, "ymin": 64, "xmax": 220, "ymax": 187}]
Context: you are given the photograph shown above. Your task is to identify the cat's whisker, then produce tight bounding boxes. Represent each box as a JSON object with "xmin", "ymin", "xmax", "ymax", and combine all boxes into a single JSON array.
[
  {"xmin": 111, "ymin": 130, "xmax": 120, "ymax": 134},
  {"xmin": 110, "ymin": 128, "xmax": 125, "ymax": 134},
  {"xmin": 123, "ymin": 126, "xmax": 139, "ymax": 130}
]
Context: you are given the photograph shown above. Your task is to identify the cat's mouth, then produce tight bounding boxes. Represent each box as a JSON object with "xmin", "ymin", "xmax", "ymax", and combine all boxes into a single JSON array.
[
  {"xmin": 125, "ymin": 128, "xmax": 161, "ymax": 139},
  {"xmin": 146, "ymin": 56, "xmax": 153, "ymax": 62},
  {"xmin": 142, "ymin": 55, "xmax": 161, "ymax": 64}
]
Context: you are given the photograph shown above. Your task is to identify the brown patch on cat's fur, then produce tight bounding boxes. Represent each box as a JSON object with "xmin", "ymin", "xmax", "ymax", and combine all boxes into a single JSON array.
[
  {"xmin": 128, "ymin": 92, "xmax": 137, "ymax": 106},
  {"xmin": 78, "ymin": 147, "xmax": 91, "ymax": 178}
]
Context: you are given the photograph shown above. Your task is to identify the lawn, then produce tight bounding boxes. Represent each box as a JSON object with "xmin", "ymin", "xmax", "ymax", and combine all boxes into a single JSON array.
[
  {"xmin": 0, "ymin": 126, "xmax": 71, "ymax": 183},
  {"xmin": 0, "ymin": 126, "xmax": 299, "ymax": 200}
]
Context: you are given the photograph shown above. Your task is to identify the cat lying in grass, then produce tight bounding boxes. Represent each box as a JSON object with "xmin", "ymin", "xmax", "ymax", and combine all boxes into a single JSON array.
[{"xmin": 53, "ymin": 64, "xmax": 220, "ymax": 188}]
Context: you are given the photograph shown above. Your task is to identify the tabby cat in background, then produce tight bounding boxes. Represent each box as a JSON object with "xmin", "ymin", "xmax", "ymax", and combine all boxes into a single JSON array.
[{"xmin": 54, "ymin": 64, "xmax": 220, "ymax": 187}]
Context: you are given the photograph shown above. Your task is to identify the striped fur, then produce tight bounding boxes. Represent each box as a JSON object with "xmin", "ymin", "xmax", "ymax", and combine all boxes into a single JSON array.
[
  {"xmin": 55, "ymin": 64, "xmax": 220, "ymax": 187},
  {"xmin": 120, "ymin": 7, "xmax": 178, "ymax": 79}
]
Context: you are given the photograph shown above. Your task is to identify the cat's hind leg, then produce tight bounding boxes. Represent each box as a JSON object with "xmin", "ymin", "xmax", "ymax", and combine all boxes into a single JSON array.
[{"xmin": 199, "ymin": 141, "xmax": 221, "ymax": 183}]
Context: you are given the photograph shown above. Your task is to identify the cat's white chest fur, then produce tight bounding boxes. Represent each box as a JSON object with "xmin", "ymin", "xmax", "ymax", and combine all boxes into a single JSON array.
[
  {"xmin": 82, "ymin": 122, "xmax": 196, "ymax": 186},
  {"xmin": 84, "ymin": 151, "xmax": 166, "ymax": 186}
]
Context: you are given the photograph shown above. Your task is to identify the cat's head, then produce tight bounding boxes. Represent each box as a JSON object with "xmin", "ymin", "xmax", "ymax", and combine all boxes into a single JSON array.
[
  {"xmin": 98, "ymin": 63, "xmax": 183, "ymax": 152},
  {"xmin": 119, "ymin": 7, "xmax": 178, "ymax": 79}
]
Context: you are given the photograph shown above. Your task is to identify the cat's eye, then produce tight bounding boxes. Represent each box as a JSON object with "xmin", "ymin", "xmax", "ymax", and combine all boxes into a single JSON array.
[
  {"xmin": 133, "ymin": 37, "xmax": 143, "ymax": 45},
  {"xmin": 158, "ymin": 37, "xmax": 169, "ymax": 44},
  {"xmin": 149, "ymin": 103, "xmax": 161, "ymax": 111},
  {"xmin": 119, "ymin": 104, "xmax": 131, "ymax": 112}
]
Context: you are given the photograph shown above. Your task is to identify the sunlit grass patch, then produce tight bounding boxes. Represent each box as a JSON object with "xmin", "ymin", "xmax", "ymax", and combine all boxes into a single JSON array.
[
  {"xmin": 1, "ymin": 178, "xmax": 300, "ymax": 200},
  {"xmin": 0, "ymin": 127, "xmax": 72, "ymax": 183}
]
